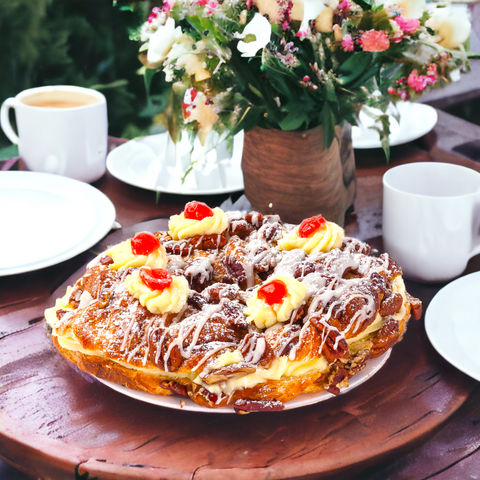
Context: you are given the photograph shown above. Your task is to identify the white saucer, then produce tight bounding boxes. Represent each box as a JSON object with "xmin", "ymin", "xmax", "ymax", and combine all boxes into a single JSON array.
[
  {"xmin": 95, "ymin": 350, "xmax": 390, "ymax": 413},
  {"xmin": 0, "ymin": 171, "xmax": 116, "ymax": 276},
  {"xmin": 425, "ymin": 272, "xmax": 480, "ymax": 382},
  {"xmin": 107, "ymin": 131, "xmax": 244, "ymax": 195},
  {"xmin": 352, "ymin": 102, "xmax": 438, "ymax": 149}
]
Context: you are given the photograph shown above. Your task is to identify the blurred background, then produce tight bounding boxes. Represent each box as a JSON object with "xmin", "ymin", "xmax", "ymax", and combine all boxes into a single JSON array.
[{"xmin": 0, "ymin": 0, "xmax": 170, "ymax": 160}]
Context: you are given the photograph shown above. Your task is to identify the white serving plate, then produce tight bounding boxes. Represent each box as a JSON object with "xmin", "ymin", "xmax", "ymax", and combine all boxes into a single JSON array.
[
  {"xmin": 95, "ymin": 350, "xmax": 390, "ymax": 413},
  {"xmin": 352, "ymin": 102, "xmax": 438, "ymax": 149},
  {"xmin": 425, "ymin": 271, "xmax": 480, "ymax": 382},
  {"xmin": 0, "ymin": 171, "xmax": 116, "ymax": 276},
  {"xmin": 107, "ymin": 131, "xmax": 244, "ymax": 195}
]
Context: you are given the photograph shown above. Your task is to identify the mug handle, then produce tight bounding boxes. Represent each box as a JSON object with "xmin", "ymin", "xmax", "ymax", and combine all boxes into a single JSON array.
[
  {"xmin": 470, "ymin": 200, "xmax": 480, "ymax": 258},
  {"xmin": 0, "ymin": 98, "xmax": 20, "ymax": 145}
]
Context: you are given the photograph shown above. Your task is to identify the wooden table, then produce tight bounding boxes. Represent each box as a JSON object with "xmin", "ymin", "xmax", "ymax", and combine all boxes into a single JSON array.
[{"xmin": 1, "ymin": 114, "xmax": 480, "ymax": 480}]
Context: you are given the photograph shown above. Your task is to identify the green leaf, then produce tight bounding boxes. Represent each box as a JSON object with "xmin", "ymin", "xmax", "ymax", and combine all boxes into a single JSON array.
[
  {"xmin": 369, "ymin": 114, "xmax": 391, "ymax": 162},
  {"xmin": 248, "ymin": 83, "xmax": 264, "ymax": 99},
  {"xmin": 144, "ymin": 68, "xmax": 157, "ymax": 99},
  {"xmin": 337, "ymin": 53, "xmax": 373, "ymax": 86},
  {"xmin": 354, "ymin": 0, "xmax": 375, "ymax": 11},
  {"xmin": 279, "ymin": 111, "xmax": 307, "ymax": 131},
  {"xmin": 371, "ymin": 9, "xmax": 391, "ymax": 31},
  {"xmin": 320, "ymin": 103, "xmax": 336, "ymax": 149}
]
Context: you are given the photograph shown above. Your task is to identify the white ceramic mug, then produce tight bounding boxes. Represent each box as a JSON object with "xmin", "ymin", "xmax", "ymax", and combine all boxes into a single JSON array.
[
  {"xmin": 383, "ymin": 162, "xmax": 480, "ymax": 283},
  {"xmin": 1, "ymin": 85, "xmax": 108, "ymax": 183}
]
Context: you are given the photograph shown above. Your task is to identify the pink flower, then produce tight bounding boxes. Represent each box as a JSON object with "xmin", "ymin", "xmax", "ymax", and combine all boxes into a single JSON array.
[
  {"xmin": 303, "ymin": 75, "xmax": 310, "ymax": 81},
  {"xmin": 400, "ymin": 90, "xmax": 408, "ymax": 100},
  {"xmin": 196, "ymin": 0, "xmax": 208, "ymax": 4},
  {"xmin": 342, "ymin": 33, "xmax": 354, "ymax": 51},
  {"xmin": 296, "ymin": 30, "xmax": 308, "ymax": 38},
  {"xmin": 205, "ymin": 0, "xmax": 219, "ymax": 14},
  {"xmin": 339, "ymin": 1, "xmax": 350, "ymax": 11},
  {"xmin": 394, "ymin": 16, "xmax": 420, "ymax": 35},
  {"xmin": 426, "ymin": 64, "xmax": 438, "ymax": 85},
  {"xmin": 163, "ymin": 0, "xmax": 174, "ymax": 12},
  {"xmin": 360, "ymin": 30, "xmax": 390, "ymax": 52},
  {"xmin": 283, "ymin": 21, "xmax": 290, "ymax": 30},
  {"xmin": 407, "ymin": 70, "xmax": 428, "ymax": 93},
  {"xmin": 247, "ymin": 0, "xmax": 253, "ymax": 8},
  {"xmin": 387, "ymin": 86, "xmax": 397, "ymax": 95}
]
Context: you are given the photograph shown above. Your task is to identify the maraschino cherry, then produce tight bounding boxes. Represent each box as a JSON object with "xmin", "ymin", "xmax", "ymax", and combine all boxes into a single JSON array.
[
  {"xmin": 139, "ymin": 268, "xmax": 173, "ymax": 291},
  {"xmin": 298, "ymin": 215, "xmax": 326, "ymax": 238},
  {"xmin": 258, "ymin": 279, "xmax": 288, "ymax": 306},
  {"xmin": 131, "ymin": 232, "xmax": 161, "ymax": 256},
  {"xmin": 184, "ymin": 201, "xmax": 214, "ymax": 221}
]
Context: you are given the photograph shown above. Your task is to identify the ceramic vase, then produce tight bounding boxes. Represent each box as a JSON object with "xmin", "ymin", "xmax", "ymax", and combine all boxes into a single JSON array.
[{"xmin": 241, "ymin": 124, "xmax": 356, "ymax": 225}]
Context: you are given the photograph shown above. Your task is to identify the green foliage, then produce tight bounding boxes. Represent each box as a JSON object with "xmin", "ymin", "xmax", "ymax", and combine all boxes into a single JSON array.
[
  {"xmin": 0, "ymin": 0, "xmax": 164, "ymax": 151},
  {"xmin": 136, "ymin": 0, "xmax": 472, "ymax": 160}
]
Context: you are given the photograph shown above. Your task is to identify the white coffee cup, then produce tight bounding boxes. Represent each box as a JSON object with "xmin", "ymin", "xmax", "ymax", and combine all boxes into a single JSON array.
[
  {"xmin": 383, "ymin": 162, "xmax": 480, "ymax": 283},
  {"xmin": 1, "ymin": 85, "xmax": 108, "ymax": 183}
]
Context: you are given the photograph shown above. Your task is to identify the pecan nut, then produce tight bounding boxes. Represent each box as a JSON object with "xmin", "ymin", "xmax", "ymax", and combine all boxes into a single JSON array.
[{"xmin": 233, "ymin": 399, "xmax": 284, "ymax": 414}]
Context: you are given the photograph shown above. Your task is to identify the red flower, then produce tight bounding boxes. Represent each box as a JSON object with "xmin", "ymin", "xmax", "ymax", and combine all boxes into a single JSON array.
[
  {"xmin": 407, "ymin": 70, "xmax": 428, "ymax": 93},
  {"xmin": 394, "ymin": 16, "xmax": 420, "ymax": 35},
  {"xmin": 360, "ymin": 30, "xmax": 390, "ymax": 52}
]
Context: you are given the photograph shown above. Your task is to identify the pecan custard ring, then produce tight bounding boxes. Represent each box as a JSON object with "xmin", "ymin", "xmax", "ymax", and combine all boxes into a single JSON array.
[{"xmin": 46, "ymin": 207, "xmax": 421, "ymax": 413}]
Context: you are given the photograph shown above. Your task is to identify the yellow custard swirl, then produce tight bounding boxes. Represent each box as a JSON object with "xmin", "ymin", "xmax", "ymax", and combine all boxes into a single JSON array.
[
  {"xmin": 278, "ymin": 221, "xmax": 344, "ymax": 254},
  {"xmin": 105, "ymin": 240, "xmax": 167, "ymax": 271},
  {"xmin": 244, "ymin": 275, "xmax": 307, "ymax": 329},
  {"xmin": 168, "ymin": 207, "xmax": 228, "ymax": 240},
  {"xmin": 125, "ymin": 270, "xmax": 190, "ymax": 314}
]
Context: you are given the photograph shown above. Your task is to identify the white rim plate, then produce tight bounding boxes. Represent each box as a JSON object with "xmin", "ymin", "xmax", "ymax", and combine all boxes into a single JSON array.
[
  {"xmin": 352, "ymin": 102, "xmax": 438, "ymax": 149},
  {"xmin": 107, "ymin": 132, "xmax": 244, "ymax": 195},
  {"xmin": 0, "ymin": 171, "xmax": 116, "ymax": 276},
  {"xmin": 95, "ymin": 350, "xmax": 390, "ymax": 413},
  {"xmin": 425, "ymin": 272, "xmax": 480, "ymax": 382}
]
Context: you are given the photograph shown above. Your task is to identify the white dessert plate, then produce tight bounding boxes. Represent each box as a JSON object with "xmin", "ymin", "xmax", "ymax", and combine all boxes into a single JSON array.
[
  {"xmin": 0, "ymin": 171, "xmax": 116, "ymax": 276},
  {"xmin": 352, "ymin": 102, "xmax": 438, "ymax": 149},
  {"xmin": 425, "ymin": 272, "xmax": 480, "ymax": 382},
  {"xmin": 106, "ymin": 131, "xmax": 244, "ymax": 195},
  {"xmin": 95, "ymin": 350, "xmax": 390, "ymax": 413}
]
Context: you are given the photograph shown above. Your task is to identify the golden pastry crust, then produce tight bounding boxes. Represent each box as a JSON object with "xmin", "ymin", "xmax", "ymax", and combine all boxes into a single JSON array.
[{"xmin": 46, "ymin": 209, "xmax": 421, "ymax": 413}]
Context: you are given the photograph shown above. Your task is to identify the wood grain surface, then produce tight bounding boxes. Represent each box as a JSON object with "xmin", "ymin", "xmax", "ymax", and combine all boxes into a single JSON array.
[
  {"xmin": 241, "ymin": 126, "xmax": 355, "ymax": 225},
  {"xmin": 2, "ymin": 125, "xmax": 480, "ymax": 479},
  {"xmin": 0, "ymin": 217, "xmax": 477, "ymax": 480}
]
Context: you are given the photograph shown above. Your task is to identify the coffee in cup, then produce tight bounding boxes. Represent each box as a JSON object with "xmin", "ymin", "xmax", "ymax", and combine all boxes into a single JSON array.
[{"xmin": 1, "ymin": 85, "xmax": 108, "ymax": 183}]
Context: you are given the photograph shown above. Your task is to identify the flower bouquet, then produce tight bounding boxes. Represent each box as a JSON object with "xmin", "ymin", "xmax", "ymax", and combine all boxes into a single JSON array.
[{"xmin": 135, "ymin": 0, "xmax": 473, "ymax": 157}]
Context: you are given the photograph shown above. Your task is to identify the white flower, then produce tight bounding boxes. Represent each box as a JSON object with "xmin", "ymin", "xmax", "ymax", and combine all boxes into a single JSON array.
[
  {"xmin": 237, "ymin": 13, "xmax": 272, "ymax": 58},
  {"xmin": 426, "ymin": 4, "xmax": 471, "ymax": 50},
  {"xmin": 383, "ymin": 0, "xmax": 426, "ymax": 19},
  {"xmin": 147, "ymin": 17, "xmax": 183, "ymax": 65},
  {"xmin": 291, "ymin": 0, "xmax": 328, "ymax": 34}
]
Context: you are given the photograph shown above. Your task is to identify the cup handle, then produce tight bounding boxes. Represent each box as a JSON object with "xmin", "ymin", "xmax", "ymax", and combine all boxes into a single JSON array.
[
  {"xmin": 470, "ymin": 200, "xmax": 480, "ymax": 258},
  {"xmin": 0, "ymin": 98, "xmax": 20, "ymax": 145}
]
